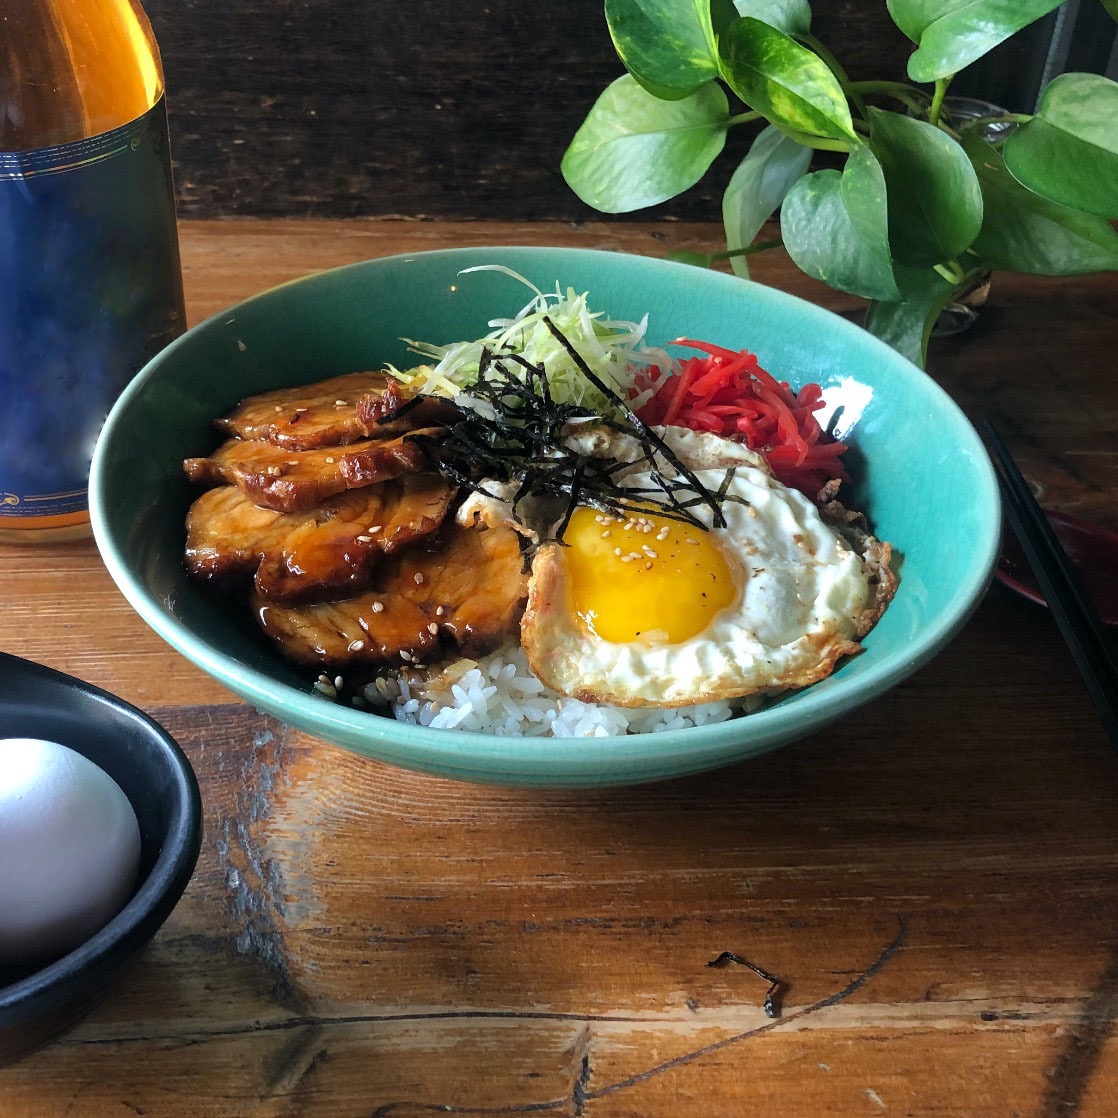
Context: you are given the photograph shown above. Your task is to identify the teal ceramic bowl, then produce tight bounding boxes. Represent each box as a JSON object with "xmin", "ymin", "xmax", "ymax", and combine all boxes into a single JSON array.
[{"xmin": 90, "ymin": 247, "xmax": 999, "ymax": 787}]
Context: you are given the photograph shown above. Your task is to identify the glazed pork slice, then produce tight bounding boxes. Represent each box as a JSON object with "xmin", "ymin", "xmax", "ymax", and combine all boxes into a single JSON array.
[
  {"xmin": 214, "ymin": 371, "xmax": 459, "ymax": 450},
  {"xmin": 357, "ymin": 377, "xmax": 461, "ymax": 436},
  {"xmin": 183, "ymin": 428, "xmax": 440, "ymax": 513},
  {"xmin": 252, "ymin": 522, "xmax": 528, "ymax": 669},
  {"xmin": 185, "ymin": 474, "xmax": 455, "ymax": 602},
  {"xmin": 393, "ymin": 520, "xmax": 529, "ymax": 658}
]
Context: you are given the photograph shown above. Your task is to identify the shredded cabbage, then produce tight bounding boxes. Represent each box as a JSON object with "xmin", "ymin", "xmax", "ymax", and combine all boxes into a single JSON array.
[{"xmin": 388, "ymin": 266, "xmax": 670, "ymax": 417}]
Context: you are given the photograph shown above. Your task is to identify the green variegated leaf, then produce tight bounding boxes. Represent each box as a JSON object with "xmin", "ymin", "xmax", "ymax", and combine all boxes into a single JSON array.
[
  {"xmin": 869, "ymin": 107, "xmax": 982, "ymax": 267},
  {"xmin": 864, "ymin": 264, "xmax": 959, "ymax": 368},
  {"xmin": 718, "ymin": 17, "xmax": 857, "ymax": 142},
  {"xmin": 1003, "ymin": 73, "xmax": 1118, "ymax": 219},
  {"xmin": 887, "ymin": 0, "xmax": 1064, "ymax": 83},
  {"xmin": 781, "ymin": 154, "xmax": 901, "ymax": 300},
  {"xmin": 726, "ymin": 0, "xmax": 812, "ymax": 36},
  {"xmin": 840, "ymin": 145, "xmax": 897, "ymax": 288},
  {"xmin": 963, "ymin": 132, "xmax": 1118, "ymax": 274},
  {"xmin": 606, "ymin": 0, "xmax": 720, "ymax": 99},
  {"xmin": 722, "ymin": 125, "xmax": 811, "ymax": 277},
  {"xmin": 562, "ymin": 75, "xmax": 730, "ymax": 212}
]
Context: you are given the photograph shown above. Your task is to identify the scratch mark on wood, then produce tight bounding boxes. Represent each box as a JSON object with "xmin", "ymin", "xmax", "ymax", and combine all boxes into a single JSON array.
[
  {"xmin": 568, "ymin": 1025, "xmax": 591, "ymax": 1118},
  {"xmin": 865, "ymin": 1087, "xmax": 886, "ymax": 1108},
  {"xmin": 261, "ymin": 1022, "xmax": 328, "ymax": 1101},
  {"xmin": 364, "ymin": 916, "xmax": 909, "ymax": 1116},
  {"xmin": 588, "ymin": 914, "xmax": 907, "ymax": 1103},
  {"xmin": 706, "ymin": 950, "xmax": 785, "ymax": 1017},
  {"xmin": 1038, "ymin": 945, "xmax": 1118, "ymax": 1118}
]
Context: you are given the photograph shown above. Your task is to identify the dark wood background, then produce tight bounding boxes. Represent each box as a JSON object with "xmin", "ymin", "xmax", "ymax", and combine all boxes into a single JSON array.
[{"xmin": 147, "ymin": 0, "xmax": 917, "ymax": 220}]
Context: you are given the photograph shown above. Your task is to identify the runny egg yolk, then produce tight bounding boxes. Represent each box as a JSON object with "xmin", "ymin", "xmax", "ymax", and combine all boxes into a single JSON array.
[{"xmin": 562, "ymin": 506, "xmax": 737, "ymax": 644}]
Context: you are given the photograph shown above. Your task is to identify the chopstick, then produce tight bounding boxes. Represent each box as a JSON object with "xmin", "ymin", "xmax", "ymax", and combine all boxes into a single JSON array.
[{"xmin": 982, "ymin": 419, "xmax": 1118, "ymax": 752}]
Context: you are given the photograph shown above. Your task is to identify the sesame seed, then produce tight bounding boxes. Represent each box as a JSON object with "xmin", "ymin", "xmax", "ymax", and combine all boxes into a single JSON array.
[
  {"xmin": 657, "ymin": 526, "xmax": 670, "ymax": 540},
  {"xmin": 620, "ymin": 555, "xmax": 633, "ymax": 563},
  {"xmin": 414, "ymin": 572, "xmax": 424, "ymax": 585},
  {"xmin": 400, "ymin": 650, "xmax": 413, "ymax": 662},
  {"xmin": 324, "ymin": 456, "xmax": 335, "ymax": 464},
  {"xmin": 600, "ymin": 529, "xmax": 611, "ymax": 538},
  {"xmin": 643, "ymin": 547, "xmax": 658, "ymax": 558},
  {"xmin": 614, "ymin": 547, "xmax": 623, "ymax": 557},
  {"xmin": 435, "ymin": 605, "xmax": 446, "ymax": 616},
  {"xmin": 645, "ymin": 561, "xmax": 653, "ymax": 570},
  {"xmin": 367, "ymin": 525, "xmax": 382, "ymax": 533},
  {"xmin": 686, "ymin": 538, "xmax": 700, "ymax": 545},
  {"xmin": 335, "ymin": 399, "xmax": 348, "ymax": 406},
  {"xmin": 348, "ymin": 639, "xmax": 366, "ymax": 652},
  {"xmin": 356, "ymin": 534, "xmax": 372, "ymax": 543},
  {"xmin": 371, "ymin": 601, "xmax": 385, "ymax": 613},
  {"xmin": 333, "ymin": 675, "xmax": 344, "ymax": 690},
  {"xmin": 427, "ymin": 622, "xmax": 439, "ymax": 635}
]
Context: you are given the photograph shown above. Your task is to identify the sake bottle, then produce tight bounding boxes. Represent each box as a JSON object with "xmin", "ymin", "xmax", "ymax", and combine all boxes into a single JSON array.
[{"xmin": 0, "ymin": 0, "xmax": 185, "ymax": 543}]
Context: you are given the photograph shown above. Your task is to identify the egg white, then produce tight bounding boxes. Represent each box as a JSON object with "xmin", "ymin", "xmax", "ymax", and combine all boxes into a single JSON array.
[{"xmin": 520, "ymin": 431, "xmax": 890, "ymax": 707}]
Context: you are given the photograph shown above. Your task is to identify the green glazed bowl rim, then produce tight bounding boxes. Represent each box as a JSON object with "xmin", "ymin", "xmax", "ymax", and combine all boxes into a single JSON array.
[{"xmin": 91, "ymin": 246, "xmax": 1001, "ymax": 786}]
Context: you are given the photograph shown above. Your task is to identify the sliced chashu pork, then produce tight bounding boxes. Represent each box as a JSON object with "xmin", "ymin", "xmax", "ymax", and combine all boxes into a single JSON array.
[
  {"xmin": 185, "ymin": 474, "xmax": 454, "ymax": 602},
  {"xmin": 253, "ymin": 522, "xmax": 528, "ymax": 668},
  {"xmin": 215, "ymin": 371, "xmax": 459, "ymax": 450},
  {"xmin": 183, "ymin": 428, "xmax": 440, "ymax": 513}
]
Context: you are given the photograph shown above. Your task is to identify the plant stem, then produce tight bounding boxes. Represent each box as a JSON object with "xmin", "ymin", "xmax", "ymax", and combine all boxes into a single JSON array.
[
  {"xmin": 933, "ymin": 259, "xmax": 966, "ymax": 285},
  {"xmin": 848, "ymin": 81, "xmax": 927, "ymax": 114},
  {"xmin": 726, "ymin": 111, "xmax": 765, "ymax": 128},
  {"xmin": 928, "ymin": 77, "xmax": 952, "ymax": 127},
  {"xmin": 782, "ymin": 130, "xmax": 852, "ymax": 153},
  {"xmin": 727, "ymin": 238, "xmax": 783, "ymax": 260}
]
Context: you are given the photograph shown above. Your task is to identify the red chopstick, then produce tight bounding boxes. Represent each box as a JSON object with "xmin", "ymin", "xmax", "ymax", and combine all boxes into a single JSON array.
[{"xmin": 983, "ymin": 420, "xmax": 1118, "ymax": 752}]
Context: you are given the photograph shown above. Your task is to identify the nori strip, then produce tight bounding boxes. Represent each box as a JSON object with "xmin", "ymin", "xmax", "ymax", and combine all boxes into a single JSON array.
[{"xmin": 409, "ymin": 319, "xmax": 741, "ymax": 543}]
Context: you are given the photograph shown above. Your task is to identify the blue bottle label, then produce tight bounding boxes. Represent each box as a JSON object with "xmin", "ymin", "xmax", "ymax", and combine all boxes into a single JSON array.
[{"xmin": 0, "ymin": 95, "xmax": 185, "ymax": 527}]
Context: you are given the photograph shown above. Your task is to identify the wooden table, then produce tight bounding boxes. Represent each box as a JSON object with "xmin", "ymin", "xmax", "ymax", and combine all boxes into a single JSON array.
[{"xmin": 2, "ymin": 220, "xmax": 1116, "ymax": 1116}]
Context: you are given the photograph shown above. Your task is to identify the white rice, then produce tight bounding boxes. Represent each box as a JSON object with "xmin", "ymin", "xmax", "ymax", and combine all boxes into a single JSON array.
[{"xmin": 360, "ymin": 645, "xmax": 758, "ymax": 737}]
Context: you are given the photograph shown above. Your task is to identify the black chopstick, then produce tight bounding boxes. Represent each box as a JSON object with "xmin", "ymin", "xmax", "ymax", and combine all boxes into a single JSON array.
[{"xmin": 982, "ymin": 419, "xmax": 1118, "ymax": 752}]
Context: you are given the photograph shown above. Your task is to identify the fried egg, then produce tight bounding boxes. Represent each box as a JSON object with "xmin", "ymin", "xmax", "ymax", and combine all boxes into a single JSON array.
[{"xmin": 519, "ymin": 428, "xmax": 894, "ymax": 707}]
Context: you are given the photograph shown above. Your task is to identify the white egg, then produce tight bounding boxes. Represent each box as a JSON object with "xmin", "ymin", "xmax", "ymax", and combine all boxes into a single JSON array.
[
  {"xmin": 520, "ymin": 428, "xmax": 896, "ymax": 707},
  {"xmin": 0, "ymin": 738, "xmax": 142, "ymax": 967}
]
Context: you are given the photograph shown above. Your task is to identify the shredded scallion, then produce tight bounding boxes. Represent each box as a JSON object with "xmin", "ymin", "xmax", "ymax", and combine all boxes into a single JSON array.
[{"xmin": 388, "ymin": 266, "xmax": 668, "ymax": 416}]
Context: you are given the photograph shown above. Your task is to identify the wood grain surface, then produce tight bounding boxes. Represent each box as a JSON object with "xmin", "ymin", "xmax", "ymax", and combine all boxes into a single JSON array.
[
  {"xmin": 144, "ymin": 0, "xmax": 915, "ymax": 219},
  {"xmin": 1, "ymin": 220, "xmax": 1116, "ymax": 1116}
]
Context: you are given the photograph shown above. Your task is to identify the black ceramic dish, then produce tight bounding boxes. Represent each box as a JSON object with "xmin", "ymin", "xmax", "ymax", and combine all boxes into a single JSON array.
[{"xmin": 0, "ymin": 651, "xmax": 202, "ymax": 1065}]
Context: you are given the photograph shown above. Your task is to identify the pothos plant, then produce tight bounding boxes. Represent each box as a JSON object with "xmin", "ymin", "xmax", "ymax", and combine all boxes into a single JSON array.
[{"xmin": 561, "ymin": 0, "xmax": 1118, "ymax": 367}]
